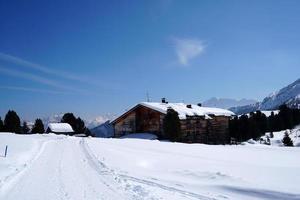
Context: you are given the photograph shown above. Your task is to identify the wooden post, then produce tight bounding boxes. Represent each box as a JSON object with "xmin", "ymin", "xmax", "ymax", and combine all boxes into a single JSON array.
[{"xmin": 4, "ymin": 145, "xmax": 8, "ymax": 157}]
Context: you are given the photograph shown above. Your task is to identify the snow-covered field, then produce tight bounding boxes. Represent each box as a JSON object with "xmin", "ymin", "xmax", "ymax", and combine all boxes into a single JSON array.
[
  {"xmin": 0, "ymin": 133, "xmax": 300, "ymax": 200},
  {"xmin": 243, "ymin": 126, "xmax": 300, "ymax": 147}
]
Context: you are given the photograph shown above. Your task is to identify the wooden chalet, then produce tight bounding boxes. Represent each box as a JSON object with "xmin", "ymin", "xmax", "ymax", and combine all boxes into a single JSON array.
[{"xmin": 112, "ymin": 99, "xmax": 235, "ymax": 143}]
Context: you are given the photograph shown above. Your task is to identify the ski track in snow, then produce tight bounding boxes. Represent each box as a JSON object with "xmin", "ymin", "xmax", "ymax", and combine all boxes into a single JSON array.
[
  {"xmin": 80, "ymin": 138, "xmax": 165, "ymax": 200},
  {"xmin": 0, "ymin": 137, "xmax": 126, "ymax": 200},
  {"xmin": 81, "ymin": 139, "xmax": 216, "ymax": 200},
  {"xmin": 0, "ymin": 137, "xmax": 53, "ymax": 195},
  {"xmin": 1, "ymin": 133, "xmax": 299, "ymax": 200},
  {"xmin": 0, "ymin": 136, "xmax": 214, "ymax": 200}
]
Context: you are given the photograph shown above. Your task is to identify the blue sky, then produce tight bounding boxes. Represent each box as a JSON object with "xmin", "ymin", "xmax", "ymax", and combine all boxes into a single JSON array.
[{"xmin": 0, "ymin": 0, "xmax": 300, "ymax": 120}]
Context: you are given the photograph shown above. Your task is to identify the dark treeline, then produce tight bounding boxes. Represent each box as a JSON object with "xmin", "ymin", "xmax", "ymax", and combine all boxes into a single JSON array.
[
  {"xmin": 60, "ymin": 113, "xmax": 92, "ymax": 136},
  {"xmin": 0, "ymin": 110, "xmax": 92, "ymax": 136},
  {"xmin": 0, "ymin": 110, "xmax": 22, "ymax": 133},
  {"xmin": 229, "ymin": 105, "xmax": 300, "ymax": 142}
]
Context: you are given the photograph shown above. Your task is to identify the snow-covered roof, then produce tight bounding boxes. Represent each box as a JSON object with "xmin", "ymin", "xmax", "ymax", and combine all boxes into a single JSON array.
[
  {"xmin": 47, "ymin": 123, "xmax": 74, "ymax": 133},
  {"xmin": 140, "ymin": 102, "xmax": 235, "ymax": 120}
]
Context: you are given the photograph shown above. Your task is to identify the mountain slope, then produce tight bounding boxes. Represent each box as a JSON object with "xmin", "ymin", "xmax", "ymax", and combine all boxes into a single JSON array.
[
  {"xmin": 229, "ymin": 103, "xmax": 260, "ymax": 115},
  {"xmin": 90, "ymin": 120, "xmax": 114, "ymax": 138},
  {"xmin": 229, "ymin": 78, "xmax": 300, "ymax": 114},
  {"xmin": 39, "ymin": 113, "xmax": 116, "ymax": 129},
  {"xmin": 260, "ymin": 78, "xmax": 300, "ymax": 110},
  {"xmin": 85, "ymin": 114, "xmax": 116, "ymax": 129},
  {"xmin": 203, "ymin": 97, "xmax": 257, "ymax": 109}
]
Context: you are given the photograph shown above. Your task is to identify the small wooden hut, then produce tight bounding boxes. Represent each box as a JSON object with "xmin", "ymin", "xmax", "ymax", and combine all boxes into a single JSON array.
[{"xmin": 46, "ymin": 123, "xmax": 74, "ymax": 135}]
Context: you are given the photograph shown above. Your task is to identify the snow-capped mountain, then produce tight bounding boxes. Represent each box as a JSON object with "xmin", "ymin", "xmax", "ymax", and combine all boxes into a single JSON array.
[
  {"xmin": 286, "ymin": 94, "xmax": 300, "ymax": 108},
  {"xmin": 42, "ymin": 113, "xmax": 64, "ymax": 125},
  {"xmin": 260, "ymin": 78, "xmax": 300, "ymax": 110},
  {"xmin": 229, "ymin": 78, "xmax": 300, "ymax": 114},
  {"xmin": 40, "ymin": 113, "xmax": 116, "ymax": 129},
  {"xmin": 24, "ymin": 113, "xmax": 64, "ymax": 130},
  {"xmin": 85, "ymin": 114, "xmax": 116, "ymax": 129},
  {"xmin": 90, "ymin": 120, "xmax": 114, "ymax": 138},
  {"xmin": 229, "ymin": 103, "xmax": 260, "ymax": 115},
  {"xmin": 202, "ymin": 97, "xmax": 257, "ymax": 109}
]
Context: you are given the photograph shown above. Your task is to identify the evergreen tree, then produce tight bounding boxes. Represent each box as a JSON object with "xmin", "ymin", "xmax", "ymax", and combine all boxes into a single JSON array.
[
  {"xmin": 76, "ymin": 117, "xmax": 91, "ymax": 136},
  {"xmin": 256, "ymin": 111, "xmax": 268, "ymax": 135},
  {"xmin": 279, "ymin": 105, "xmax": 293, "ymax": 129},
  {"xmin": 60, "ymin": 113, "xmax": 90, "ymax": 135},
  {"xmin": 31, "ymin": 119, "xmax": 45, "ymax": 133},
  {"xmin": 4, "ymin": 110, "xmax": 21, "ymax": 133},
  {"xmin": 292, "ymin": 109, "xmax": 300, "ymax": 126},
  {"xmin": 76, "ymin": 117, "xmax": 86, "ymax": 133},
  {"xmin": 268, "ymin": 111, "xmax": 276, "ymax": 132},
  {"xmin": 248, "ymin": 112, "xmax": 260, "ymax": 139},
  {"xmin": 0, "ymin": 117, "xmax": 3, "ymax": 132},
  {"xmin": 84, "ymin": 128, "xmax": 93, "ymax": 137},
  {"xmin": 282, "ymin": 131, "xmax": 293, "ymax": 146},
  {"xmin": 229, "ymin": 107, "xmax": 300, "ymax": 143},
  {"xmin": 238, "ymin": 115, "xmax": 249, "ymax": 141},
  {"xmin": 22, "ymin": 121, "xmax": 30, "ymax": 134},
  {"xmin": 229, "ymin": 116, "xmax": 239, "ymax": 142},
  {"xmin": 61, "ymin": 113, "xmax": 77, "ymax": 135},
  {"xmin": 163, "ymin": 108, "xmax": 181, "ymax": 141},
  {"xmin": 274, "ymin": 114, "xmax": 284, "ymax": 131}
]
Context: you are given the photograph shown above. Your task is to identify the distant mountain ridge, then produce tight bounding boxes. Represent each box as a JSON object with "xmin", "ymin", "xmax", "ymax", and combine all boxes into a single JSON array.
[
  {"xmin": 39, "ymin": 113, "xmax": 116, "ymax": 129},
  {"xmin": 202, "ymin": 97, "xmax": 257, "ymax": 109},
  {"xmin": 85, "ymin": 114, "xmax": 116, "ymax": 128},
  {"xmin": 42, "ymin": 113, "xmax": 64, "ymax": 125},
  {"xmin": 90, "ymin": 120, "xmax": 114, "ymax": 138},
  {"xmin": 229, "ymin": 78, "xmax": 300, "ymax": 114},
  {"xmin": 260, "ymin": 78, "xmax": 300, "ymax": 110},
  {"xmin": 229, "ymin": 103, "xmax": 260, "ymax": 115}
]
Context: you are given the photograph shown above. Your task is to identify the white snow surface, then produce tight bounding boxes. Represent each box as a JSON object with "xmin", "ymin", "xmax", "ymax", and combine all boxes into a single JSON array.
[
  {"xmin": 140, "ymin": 102, "xmax": 235, "ymax": 120},
  {"xmin": 120, "ymin": 133, "xmax": 158, "ymax": 140},
  {"xmin": 0, "ymin": 133, "xmax": 300, "ymax": 200},
  {"xmin": 47, "ymin": 123, "xmax": 74, "ymax": 133},
  {"xmin": 261, "ymin": 126, "xmax": 300, "ymax": 147},
  {"xmin": 259, "ymin": 110, "xmax": 279, "ymax": 117}
]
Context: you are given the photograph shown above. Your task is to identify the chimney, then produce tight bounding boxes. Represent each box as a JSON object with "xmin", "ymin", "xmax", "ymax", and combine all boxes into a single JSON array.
[
  {"xmin": 197, "ymin": 103, "xmax": 202, "ymax": 107},
  {"xmin": 186, "ymin": 104, "xmax": 192, "ymax": 108},
  {"xmin": 161, "ymin": 98, "xmax": 166, "ymax": 103}
]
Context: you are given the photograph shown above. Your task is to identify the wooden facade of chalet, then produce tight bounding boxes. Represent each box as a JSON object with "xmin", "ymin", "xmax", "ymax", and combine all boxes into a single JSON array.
[
  {"xmin": 180, "ymin": 115, "xmax": 230, "ymax": 144},
  {"xmin": 113, "ymin": 105, "xmax": 164, "ymax": 138},
  {"xmin": 112, "ymin": 103, "xmax": 232, "ymax": 144}
]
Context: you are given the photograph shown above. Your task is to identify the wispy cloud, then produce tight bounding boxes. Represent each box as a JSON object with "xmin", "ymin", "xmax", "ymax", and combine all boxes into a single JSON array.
[
  {"xmin": 0, "ymin": 66, "xmax": 87, "ymax": 94},
  {"xmin": 172, "ymin": 37, "xmax": 206, "ymax": 66},
  {"xmin": 0, "ymin": 86, "xmax": 69, "ymax": 94},
  {"xmin": 0, "ymin": 52, "xmax": 106, "ymax": 88}
]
